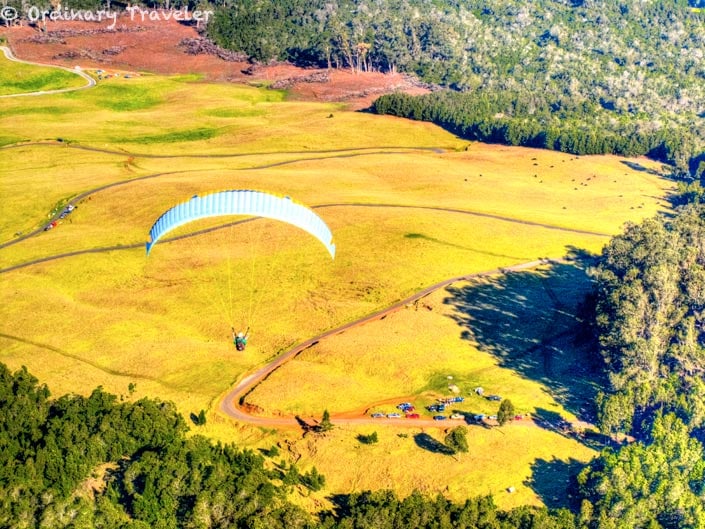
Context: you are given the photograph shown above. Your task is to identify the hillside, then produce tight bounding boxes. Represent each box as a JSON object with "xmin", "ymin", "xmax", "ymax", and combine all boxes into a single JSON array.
[
  {"xmin": 0, "ymin": 16, "xmax": 427, "ymax": 109},
  {"xmin": 1, "ymin": 5, "xmax": 701, "ymax": 528}
]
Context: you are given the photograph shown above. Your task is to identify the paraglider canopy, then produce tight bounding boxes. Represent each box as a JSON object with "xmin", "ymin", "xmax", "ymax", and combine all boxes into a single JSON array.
[{"xmin": 145, "ymin": 190, "xmax": 336, "ymax": 258}]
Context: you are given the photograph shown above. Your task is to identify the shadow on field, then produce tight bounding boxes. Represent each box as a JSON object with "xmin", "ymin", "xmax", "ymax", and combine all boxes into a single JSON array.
[
  {"xmin": 525, "ymin": 456, "xmax": 585, "ymax": 510},
  {"xmin": 620, "ymin": 160, "xmax": 662, "ymax": 176},
  {"xmin": 533, "ymin": 406, "xmax": 614, "ymax": 451},
  {"xmin": 405, "ymin": 232, "xmax": 528, "ymax": 260},
  {"xmin": 443, "ymin": 252, "xmax": 604, "ymax": 423},
  {"xmin": 414, "ymin": 433, "xmax": 454, "ymax": 455}
]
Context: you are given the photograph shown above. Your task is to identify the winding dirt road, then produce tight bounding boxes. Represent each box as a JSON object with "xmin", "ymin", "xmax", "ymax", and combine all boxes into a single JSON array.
[
  {"xmin": 0, "ymin": 45, "xmax": 95, "ymax": 97},
  {"xmin": 218, "ymin": 258, "xmax": 561, "ymax": 429}
]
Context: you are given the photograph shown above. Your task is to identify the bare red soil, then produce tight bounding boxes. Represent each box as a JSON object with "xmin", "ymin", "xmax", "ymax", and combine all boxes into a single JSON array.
[{"xmin": 1, "ymin": 15, "xmax": 428, "ymax": 108}]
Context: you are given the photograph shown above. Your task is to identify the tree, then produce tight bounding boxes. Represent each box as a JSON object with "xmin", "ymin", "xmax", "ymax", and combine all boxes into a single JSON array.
[
  {"xmin": 357, "ymin": 431, "xmax": 378, "ymax": 444},
  {"xmin": 497, "ymin": 399, "xmax": 515, "ymax": 426},
  {"xmin": 444, "ymin": 426, "xmax": 469, "ymax": 454},
  {"xmin": 319, "ymin": 409, "xmax": 333, "ymax": 432},
  {"xmin": 578, "ymin": 414, "xmax": 705, "ymax": 529},
  {"xmin": 300, "ymin": 466, "xmax": 326, "ymax": 491}
]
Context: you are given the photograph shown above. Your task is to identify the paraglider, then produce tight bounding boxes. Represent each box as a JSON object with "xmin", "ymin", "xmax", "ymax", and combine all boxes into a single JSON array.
[
  {"xmin": 232, "ymin": 327, "xmax": 249, "ymax": 351},
  {"xmin": 145, "ymin": 190, "xmax": 336, "ymax": 347},
  {"xmin": 145, "ymin": 190, "xmax": 335, "ymax": 258}
]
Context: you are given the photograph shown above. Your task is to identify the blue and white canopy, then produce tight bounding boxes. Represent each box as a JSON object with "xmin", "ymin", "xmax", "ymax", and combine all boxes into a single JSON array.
[{"xmin": 146, "ymin": 190, "xmax": 335, "ymax": 258}]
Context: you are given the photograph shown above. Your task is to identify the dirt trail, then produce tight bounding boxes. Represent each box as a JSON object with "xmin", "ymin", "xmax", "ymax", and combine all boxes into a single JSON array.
[
  {"xmin": 218, "ymin": 259, "xmax": 558, "ymax": 429},
  {"xmin": 0, "ymin": 45, "xmax": 95, "ymax": 97}
]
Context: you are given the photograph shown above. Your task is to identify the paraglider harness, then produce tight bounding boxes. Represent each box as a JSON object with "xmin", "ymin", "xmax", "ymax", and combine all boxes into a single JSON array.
[{"xmin": 232, "ymin": 327, "xmax": 249, "ymax": 351}]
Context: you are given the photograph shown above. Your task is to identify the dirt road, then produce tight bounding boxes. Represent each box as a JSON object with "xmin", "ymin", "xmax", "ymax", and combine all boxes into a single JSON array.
[
  {"xmin": 219, "ymin": 259, "xmax": 559, "ymax": 429},
  {"xmin": 0, "ymin": 45, "xmax": 95, "ymax": 97}
]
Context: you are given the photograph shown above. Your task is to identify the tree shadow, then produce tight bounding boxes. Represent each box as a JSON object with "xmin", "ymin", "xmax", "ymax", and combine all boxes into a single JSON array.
[
  {"xmin": 525, "ymin": 456, "xmax": 586, "ymax": 510},
  {"xmin": 413, "ymin": 432, "xmax": 454, "ymax": 455},
  {"xmin": 443, "ymin": 253, "xmax": 604, "ymax": 422},
  {"xmin": 405, "ymin": 232, "xmax": 528, "ymax": 260},
  {"xmin": 620, "ymin": 160, "xmax": 662, "ymax": 176},
  {"xmin": 533, "ymin": 407, "xmax": 569, "ymax": 429}
]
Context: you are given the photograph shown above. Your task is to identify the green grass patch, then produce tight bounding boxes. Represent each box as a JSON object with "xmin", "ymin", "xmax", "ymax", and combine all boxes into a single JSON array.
[
  {"xmin": 168, "ymin": 73, "xmax": 205, "ymax": 83},
  {"xmin": 0, "ymin": 56, "xmax": 85, "ymax": 95},
  {"xmin": 88, "ymin": 83, "xmax": 163, "ymax": 111},
  {"xmin": 112, "ymin": 126, "xmax": 222, "ymax": 144},
  {"xmin": 0, "ymin": 135, "xmax": 25, "ymax": 147},
  {"xmin": 0, "ymin": 105, "xmax": 79, "ymax": 117},
  {"xmin": 202, "ymin": 107, "xmax": 266, "ymax": 118}
]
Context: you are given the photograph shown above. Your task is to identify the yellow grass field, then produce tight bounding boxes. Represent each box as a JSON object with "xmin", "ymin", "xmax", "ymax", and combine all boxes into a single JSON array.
[
  {"xmin": 246, "ymin": 265, "xmax": 587, "ymax": 419},
  {"xmin": 0, "ymin": 64, "xmax": 674, "ymax": 510}
]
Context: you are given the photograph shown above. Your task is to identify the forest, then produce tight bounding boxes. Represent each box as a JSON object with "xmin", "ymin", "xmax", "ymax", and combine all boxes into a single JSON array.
[{"xmin": 0, "ymin": 362, "xmax": 580, "ymax": 528}]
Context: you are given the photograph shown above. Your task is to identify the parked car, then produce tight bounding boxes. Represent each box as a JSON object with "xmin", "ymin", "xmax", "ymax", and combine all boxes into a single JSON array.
[
  {"xmin": 371, "ymin": 413, "xmax": 385, "ymax": 418},
  {"xmin": 486, "ymin": 395, "xmax": 502, "ymax": 401},
  {"xmin": 406, "ymin": 413, "xmax": 420, "ymax": 419},
  {"xmin": 450, "ymin": 413, "xmax": 465, "ymax": 420},
  {"xmin": 397, "ymin": 402, "xmax": 412, "ymax": 410},
  {"xmin": 488, "ymin": 415, "xmax": 498, "ymax": 420},
  {"xmin": 473, "ymin": 414, "xmax": 486, "ymax": 421},
  {"xmin": 433, "ymin": 415, "xmax": 447, "ymax": 421},
  {"xmin": 387, "ymin": 413, "xmax": 402, "ymax": 419}
]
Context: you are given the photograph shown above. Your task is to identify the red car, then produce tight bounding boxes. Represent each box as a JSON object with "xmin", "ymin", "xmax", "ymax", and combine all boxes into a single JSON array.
[{"xmin": 405, "ymin": 413, "xmax": 420, "ymax": 419}]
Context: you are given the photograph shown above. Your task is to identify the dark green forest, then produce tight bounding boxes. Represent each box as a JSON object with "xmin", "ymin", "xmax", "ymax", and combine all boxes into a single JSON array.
[
  {"xmin": 592, "ymin": 203, "xmax": 705, "ymax": 441},
  {"xmin": 0, "ymin": 362, "xmax": 579, "ymax": 528}
]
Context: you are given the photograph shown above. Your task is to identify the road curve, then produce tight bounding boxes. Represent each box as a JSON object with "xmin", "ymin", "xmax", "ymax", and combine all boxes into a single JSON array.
[
  {"xmin": 0, "ymin": 45, "xmax": 95, "ymax": 98},
  {"xmin": 218, "ymin": 258, "xmax": 556, "ymax": 429}
]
